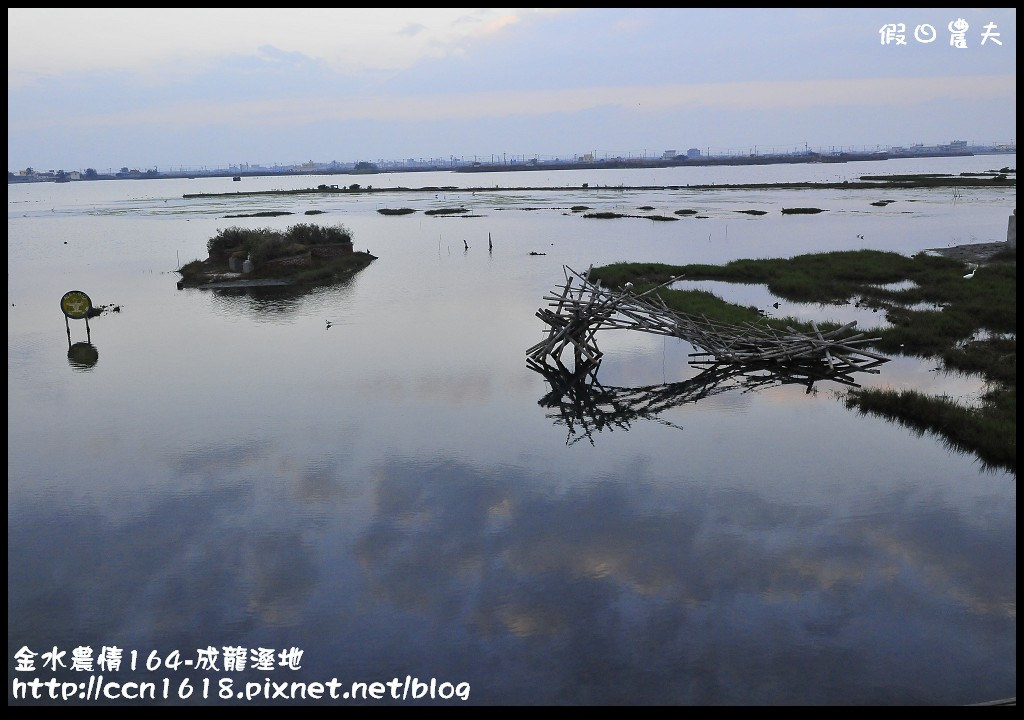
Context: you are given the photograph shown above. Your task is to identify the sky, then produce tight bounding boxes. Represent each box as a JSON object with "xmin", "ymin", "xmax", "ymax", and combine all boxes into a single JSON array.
[{"xmin": 7, "ymin": 8, "xmax": 1017, "ymax": 172}]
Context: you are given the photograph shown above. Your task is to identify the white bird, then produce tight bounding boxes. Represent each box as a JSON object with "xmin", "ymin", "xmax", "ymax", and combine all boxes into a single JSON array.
[
  {"xmin": 963, "ymin": 264, "xmax": 978, "ymax": 279},
  {"xmin": 624, "ymin": 282, "xmax": 634, "ymax": 291}
]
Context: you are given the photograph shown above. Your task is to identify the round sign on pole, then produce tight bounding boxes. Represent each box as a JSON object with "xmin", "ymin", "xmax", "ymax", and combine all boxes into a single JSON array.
[{"xmin": 60, "ymin": 290, "xmax": 93, "ymax": 319}]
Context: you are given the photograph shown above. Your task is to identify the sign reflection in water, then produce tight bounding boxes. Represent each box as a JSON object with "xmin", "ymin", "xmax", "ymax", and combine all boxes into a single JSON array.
[
  {"xmin": 67, "ymin": 341, "xmax": 99, "ymax": 370},
  {"xmin": 6, "ymin": 157, "xmax": 1016, "ymax": 705}
]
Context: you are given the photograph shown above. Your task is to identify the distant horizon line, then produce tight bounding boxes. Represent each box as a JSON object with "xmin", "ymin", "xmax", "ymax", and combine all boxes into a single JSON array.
[{"xmin": 8, "ymin": 138, "xmax": 1016, "ymax": 177}]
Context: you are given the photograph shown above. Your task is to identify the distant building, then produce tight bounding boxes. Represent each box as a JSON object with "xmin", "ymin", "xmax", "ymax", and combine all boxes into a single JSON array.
[
  {"xmin": 686, "ymin": 148, "xmax": 701, "ymax": 159},
  {"xmin": 580, "ymin": 153, "xmax": 595, "ymax": 163},
  {"xmin": 662, "ymin": 150, "xmax": 677, "ymax": 160}
]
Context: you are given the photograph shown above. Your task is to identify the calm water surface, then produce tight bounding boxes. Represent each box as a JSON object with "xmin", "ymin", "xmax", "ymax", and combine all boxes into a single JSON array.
[{"xmin": 8, "ymin": 156, "xmax": 1016, "ymax": 705}]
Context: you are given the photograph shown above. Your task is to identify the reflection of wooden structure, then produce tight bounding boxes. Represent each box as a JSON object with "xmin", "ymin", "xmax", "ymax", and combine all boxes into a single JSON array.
[
  {"xmin": 533, "ymin": 358, "xmax": 868, "ymax": 446},
  {"xmin": 527, "ymin": 266, "xmax": 889, "ymax": 379}
]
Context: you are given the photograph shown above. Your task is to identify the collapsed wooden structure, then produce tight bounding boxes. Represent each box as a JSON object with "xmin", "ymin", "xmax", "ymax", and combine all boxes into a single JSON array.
[
  {"xmin": 527, "ymin": 266, "xmax": 889, "ymax": 386},
  {"xmin": 535, "ymin": 360, "xmax": 854, "ymax": 445}
]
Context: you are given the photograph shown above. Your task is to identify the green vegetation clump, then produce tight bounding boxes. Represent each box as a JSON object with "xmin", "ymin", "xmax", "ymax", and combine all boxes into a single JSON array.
[
  {"xmin": 736, "ymin": 210, "xmax": 768, "ymax": 215},
  {"xmin": 181, "ymin": 222, "xmax": 374, "ymax": 290},
  {"xmin": 377, "ymin": 208, "xmax": 416, "ymax": 215},
  {"xmin": 424, "ymin": 207, "xmax": 469, "ymax": 215},
  {"xmin": 580, "ymin": 210, "xmax": 678, "ymax": 220},
  {"xmin": 571, "ymin": 206, "xmax": 591, "ymax": 212},
  {"xmin": 860, "ymin": 174, "xmax": 952, "ymax": 181},
  {"xmin": 674, "ymin": 209, "xmax": 698, "ymax": 216},
  {"xmin": 202, "ymin": 222, "xmax": 356, "ymax": 267},
  {"xmin": 178, "ymin": 259, "xmax": 207, "ymax": 276},
  {"xmin": 844, "ymin": 387, "xmax": 1015, "ymax": 471},
  {"xmin": 223, "ymin": 211, "xmax": 293, "ymax": 218},
  {"xmin": 285, "ymin": 222, "xmax": 352, "ymax": 245},
  {"xmin": 208, "ymin": 226, "xmax": 272, "ymax": 258},
  {"xmin": 781, "ymin": 207, "xmax": 825, "ymax": 214}
]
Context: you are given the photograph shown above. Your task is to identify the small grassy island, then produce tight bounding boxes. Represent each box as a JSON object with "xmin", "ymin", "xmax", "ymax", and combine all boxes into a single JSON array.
[
  {"xmin": 177, "ymin": 223, "xmax": 376, "ymax": 289},
  {"xmin": 589, "ymin": 245, "xmax": 1016, "ymax": 473}
]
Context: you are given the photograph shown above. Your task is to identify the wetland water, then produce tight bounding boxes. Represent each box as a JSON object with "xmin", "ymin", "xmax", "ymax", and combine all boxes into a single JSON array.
[{"xmin": 7, "ymin": 156, "xmax": 1016, "ymax": 704}]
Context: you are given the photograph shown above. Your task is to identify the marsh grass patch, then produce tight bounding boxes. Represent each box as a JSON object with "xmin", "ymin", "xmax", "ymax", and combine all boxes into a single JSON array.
[
  {"xmin": 588, "ymin": 248, "xmax": 1016, "ymax": 472},
  {"xmin": 223, "ymin": 211, "xmax": 294, "ymax": 218},
  {"xmin": 424, "ymin": 207, "xmax": 469, "ymax": 216}
]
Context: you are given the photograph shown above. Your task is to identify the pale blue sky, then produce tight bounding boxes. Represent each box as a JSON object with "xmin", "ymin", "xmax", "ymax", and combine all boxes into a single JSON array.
[{"xmin": 7, "ymin": 8, "xmax": 1017, "ymax": 172}]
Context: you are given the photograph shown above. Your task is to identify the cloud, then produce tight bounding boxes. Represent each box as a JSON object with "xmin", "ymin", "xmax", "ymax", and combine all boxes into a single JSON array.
[
  {"xmin": 7, "ymin": 8, "xmax": 1015, "ymax": 169},
  {"xmin": 7, "ymin": 8, "xmax": 569, "ymax": 88},
  {"xmin": 346, "ymin": 456, "xmax": 1015, "ymax": 702},
  {"xmin": 398, "ymin": 22, "xmax": 427, "ymax": 37},
  {"xmin": 478, "ymin": 14, "xmax": 521, "ymax": 35},
  {"xmin": 12, "ymin": 74, "xmax": 1014, "ymax": 133},
  {"xmin": 7, "ymin": 447, "xmax": 1015, "ymax": 702}
]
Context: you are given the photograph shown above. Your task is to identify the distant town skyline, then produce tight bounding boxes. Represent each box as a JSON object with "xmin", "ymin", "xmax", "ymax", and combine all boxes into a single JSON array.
[
  {"xmin": 8, "ymin": 9, "xmax": 1016, "ymax": 172},
  {"xmin": 8, "ymin": 136, "xmax": 1017, "ymax": 180}
]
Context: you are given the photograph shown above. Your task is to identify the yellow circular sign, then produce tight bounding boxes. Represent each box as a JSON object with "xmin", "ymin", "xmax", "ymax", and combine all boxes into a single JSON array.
[{"xmin": 60, "ymin": 290, "xmax": 93, "ymax": 319}]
